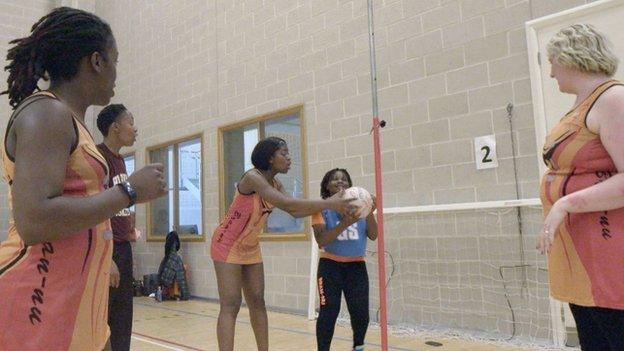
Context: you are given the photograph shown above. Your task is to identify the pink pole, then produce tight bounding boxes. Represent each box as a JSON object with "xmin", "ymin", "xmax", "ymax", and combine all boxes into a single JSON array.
[
  {"xmin": 366, "ymin": 0, "xmax": 388, "ymax": 348},
  {"xmin": 372, "ymin": 117, "xmax": 389, "ymax": 351}
]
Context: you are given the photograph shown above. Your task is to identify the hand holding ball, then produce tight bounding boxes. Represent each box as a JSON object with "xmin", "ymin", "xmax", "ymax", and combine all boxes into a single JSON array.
[{"xmin": 343, "ymin": 187, "xmax": 373, "ymax": 218}]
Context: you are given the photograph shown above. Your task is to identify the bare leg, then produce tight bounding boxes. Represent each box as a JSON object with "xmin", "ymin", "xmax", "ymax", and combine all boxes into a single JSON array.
[
  {"xmin": 242, "ymin": 263, "xmax": 268, "ymax": 351},
  {"xmin": 214, "ymin": 261, "xmax": 243, "ymax": 351}
]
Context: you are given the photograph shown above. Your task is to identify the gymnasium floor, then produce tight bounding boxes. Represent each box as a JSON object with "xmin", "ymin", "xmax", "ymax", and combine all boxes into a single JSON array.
[{"xmin": 130, "ymin": 298, "xmax": 550, "ymax": 351}]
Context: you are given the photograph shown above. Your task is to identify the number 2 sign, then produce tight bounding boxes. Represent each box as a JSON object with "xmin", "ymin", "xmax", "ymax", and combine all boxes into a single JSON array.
[{"xmin": 474, "ymin": 135, "xmax": 498, "ymax": 170}]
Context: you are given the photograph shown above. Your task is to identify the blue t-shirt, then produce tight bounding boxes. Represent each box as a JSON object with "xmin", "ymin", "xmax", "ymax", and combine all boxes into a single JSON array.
[{"xmin": 318, "ymin": 209, "xmax": 367, "ymax": 257}]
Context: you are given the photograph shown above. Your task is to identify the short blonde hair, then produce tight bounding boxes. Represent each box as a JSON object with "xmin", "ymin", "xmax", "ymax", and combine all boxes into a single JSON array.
[{"xmin": 547, "ymin": 24, "xmax": 618, "ymax": 76}]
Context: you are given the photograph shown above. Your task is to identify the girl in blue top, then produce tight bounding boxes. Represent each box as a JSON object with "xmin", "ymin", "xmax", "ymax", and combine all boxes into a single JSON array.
[{"xmin": 312, "ymin": 168, "xmax": 378, "ymax": 351}]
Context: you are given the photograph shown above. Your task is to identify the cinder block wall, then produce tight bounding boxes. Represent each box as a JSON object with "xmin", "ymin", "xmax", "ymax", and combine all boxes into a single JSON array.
[
  {"xmin": 0, "ymin": 0, "xmax": 598, "ymax": 342},
  {"xmin": 94, "ymin": 0, "xmax": 595, "ymax": 342}
]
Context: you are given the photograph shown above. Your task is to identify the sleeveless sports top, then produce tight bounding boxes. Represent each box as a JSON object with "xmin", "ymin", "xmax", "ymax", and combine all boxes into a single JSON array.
[
  {"xmin": 0, "ymin": 91, "xmax": 113, "ymax": 350},
  {"xmin": 540, "ymin": 80, "xmax": 624, "ymax": 309},
  {"xmin": 211, "ymin": 169, "xmax": 276, "ymax": 264}
]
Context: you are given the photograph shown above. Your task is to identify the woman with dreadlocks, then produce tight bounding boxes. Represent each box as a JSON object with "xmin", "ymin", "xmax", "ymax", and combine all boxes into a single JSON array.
[{"xmin": 0, "ymin": 7, "xmax": 166, "ymax": 351}]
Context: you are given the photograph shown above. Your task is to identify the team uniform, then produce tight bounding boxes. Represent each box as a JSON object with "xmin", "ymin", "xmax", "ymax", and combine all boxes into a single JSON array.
[
  {"xmin": 211, "ymin": 169, "xmax": 276, "ymax": 264},
  {"xmin": 540, "ymin": 80, "xmax": 624, "ymax": 347},
  {"xmin": 0, "ymin": 92, "xmax": 113, "ymax": 350},
  {"xmin": 97, "ymin": 143, "xmax": 134, "ymax": 351},
  {"xmin": 312, "ymin": 209, "xmax": 370, "ymax": 351}
]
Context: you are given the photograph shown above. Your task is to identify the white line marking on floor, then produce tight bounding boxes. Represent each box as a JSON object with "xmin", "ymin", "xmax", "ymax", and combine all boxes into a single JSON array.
[{"xmin": 132, "ymin": 335, "xmax": 186, "ymax": 351}]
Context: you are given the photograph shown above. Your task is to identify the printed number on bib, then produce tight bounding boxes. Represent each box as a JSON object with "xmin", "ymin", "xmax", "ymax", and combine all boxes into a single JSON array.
[{"xmin": 337, "ymin": 224, "xmax": 359, "ymax": 241}]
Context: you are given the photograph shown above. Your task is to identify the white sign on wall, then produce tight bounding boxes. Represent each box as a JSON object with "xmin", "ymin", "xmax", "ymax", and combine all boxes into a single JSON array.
[{"xmin": 474, "ymin": 135, "xmax": 498, "ymax": 170}]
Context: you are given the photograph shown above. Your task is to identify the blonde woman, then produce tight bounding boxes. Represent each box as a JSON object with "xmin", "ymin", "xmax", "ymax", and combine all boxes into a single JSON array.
[{"xmin": 539, "ymin": 24, "xmax": 624, "ymax": 350}]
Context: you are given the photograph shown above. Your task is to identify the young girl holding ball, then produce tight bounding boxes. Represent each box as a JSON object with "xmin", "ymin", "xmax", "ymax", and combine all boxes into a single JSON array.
[{"xmin": 312, "ymin": 168, "xmax": 378, "ymax": 351}]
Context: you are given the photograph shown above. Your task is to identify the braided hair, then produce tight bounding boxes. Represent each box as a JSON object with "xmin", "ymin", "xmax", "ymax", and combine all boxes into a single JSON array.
[
  {"xmin": 2, "ymin": 7, "xmax": 113, "ymax": 108},
  {"xmin": 320, "ymin": 168, "xmax": 352, "ymax": 199}
]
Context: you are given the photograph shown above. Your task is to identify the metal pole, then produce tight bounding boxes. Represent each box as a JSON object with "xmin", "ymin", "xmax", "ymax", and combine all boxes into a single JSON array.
[{"xmin": 366, "ymin": 0, "xmax": 389, "ymax": 350}]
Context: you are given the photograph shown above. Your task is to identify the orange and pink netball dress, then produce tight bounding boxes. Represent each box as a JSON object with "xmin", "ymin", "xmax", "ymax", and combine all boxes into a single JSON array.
[
  {"xmin": 211, "ymin": 169, "xmax": 276, "ymax": 264},
  {"xmin": 540, "ymin": 80, "xmax": 624, "ymax": 309},
  {"xmin": 0, "ymin": 92, "xmax": 113, "ymax": 350}
]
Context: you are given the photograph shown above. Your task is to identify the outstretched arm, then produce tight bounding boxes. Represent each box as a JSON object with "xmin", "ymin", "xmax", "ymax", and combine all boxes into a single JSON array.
[{"xmin": 239, "ymin": 171, "xmax": 355, "ymax": 217}]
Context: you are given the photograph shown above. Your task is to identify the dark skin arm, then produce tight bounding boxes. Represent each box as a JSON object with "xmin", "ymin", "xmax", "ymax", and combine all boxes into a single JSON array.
[
  {"xmin": 11, "ymin": 99, "xmax": 166, "ymax": 245},
  {"xmin": 313, "ymin": 195, "xmax": 378, "ymax": 247},
  {"xmin": 366, "ymin": 195, "xmax": 378, "ymax": 241},
  {"xmin": 313, "ymin": 214, "xmax": 358, "ymax": 247},
  {"xmin": 238, "ymin": 170, "xmax": 355, "ymax": 217}
]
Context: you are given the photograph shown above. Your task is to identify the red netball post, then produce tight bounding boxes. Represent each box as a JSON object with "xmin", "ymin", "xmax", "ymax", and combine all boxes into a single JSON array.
[{"xmin": 366, "ymin": 0, "xmax": 389, "ymax": 350}]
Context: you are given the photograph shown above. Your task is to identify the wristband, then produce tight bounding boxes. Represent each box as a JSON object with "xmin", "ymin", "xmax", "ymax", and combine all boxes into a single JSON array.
[{"xmin": 116, "ymin": 181, "xmax": 137, "ymax": 208}]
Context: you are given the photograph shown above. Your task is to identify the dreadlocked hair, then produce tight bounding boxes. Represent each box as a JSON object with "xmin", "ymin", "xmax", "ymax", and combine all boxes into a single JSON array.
[{"xmin": 2, "ymin": 7, "xmax": 113, "ymax": 108}]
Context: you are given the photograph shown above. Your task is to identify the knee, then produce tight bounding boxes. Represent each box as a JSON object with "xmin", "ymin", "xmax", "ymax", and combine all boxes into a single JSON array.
[
  {"xmin": 319, "ymin": 303, "xmax": 341, "ymax": 321},
  {"xmin": 245, "ymin": 292, "xmax": 266, "ymax": 310},
  {"xmin": 350, "ymin": 302, "xmax": 369, "ymax": 324},
  {"xmin": 220, "ymin": 296, "xmax": 242, "ymax": 315}
]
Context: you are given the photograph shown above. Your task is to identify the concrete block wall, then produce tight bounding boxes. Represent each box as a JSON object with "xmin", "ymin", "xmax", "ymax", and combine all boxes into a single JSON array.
[
  {"xmin": 0, "ymin": 0, "xmax": 600, "ymax": 342},
  {"xmin": 94, "ymin": 0, "xmax": 596, "ymax": 342}
]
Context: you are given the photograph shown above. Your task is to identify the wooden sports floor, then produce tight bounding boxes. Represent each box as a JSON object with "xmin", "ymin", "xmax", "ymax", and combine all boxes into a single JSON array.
[{"xmin": 129, "ymin": 297, "xmax": 551, "ymax": 351}]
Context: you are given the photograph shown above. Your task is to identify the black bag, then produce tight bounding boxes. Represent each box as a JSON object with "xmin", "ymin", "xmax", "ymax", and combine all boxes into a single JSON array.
[{"xmin": 142, "ymin": 273, "xmax": 159, "ymax": 296}]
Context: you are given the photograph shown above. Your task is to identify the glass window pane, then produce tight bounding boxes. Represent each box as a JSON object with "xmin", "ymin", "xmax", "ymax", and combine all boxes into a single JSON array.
[
  {"xmin": 123, "ymin": 155, "xmax": 135, "ymax": 212},
  {"xmin": 149, "ymin": 145, "xmax": 174, "ymax": 236},
  {"xmin": 223, "ymin": 124, "xmax": 258, "ymax": 210},
  {"xmin": 123, "ymin": 155, "xmax": 135, "ymax": 175},
  {"xmin": 264, "ymin": 113, "xmax": 304, "ymax": 233},
  {"xmin": 177, "ymin": 139, "xmax": 202, "ymax": 235}
]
